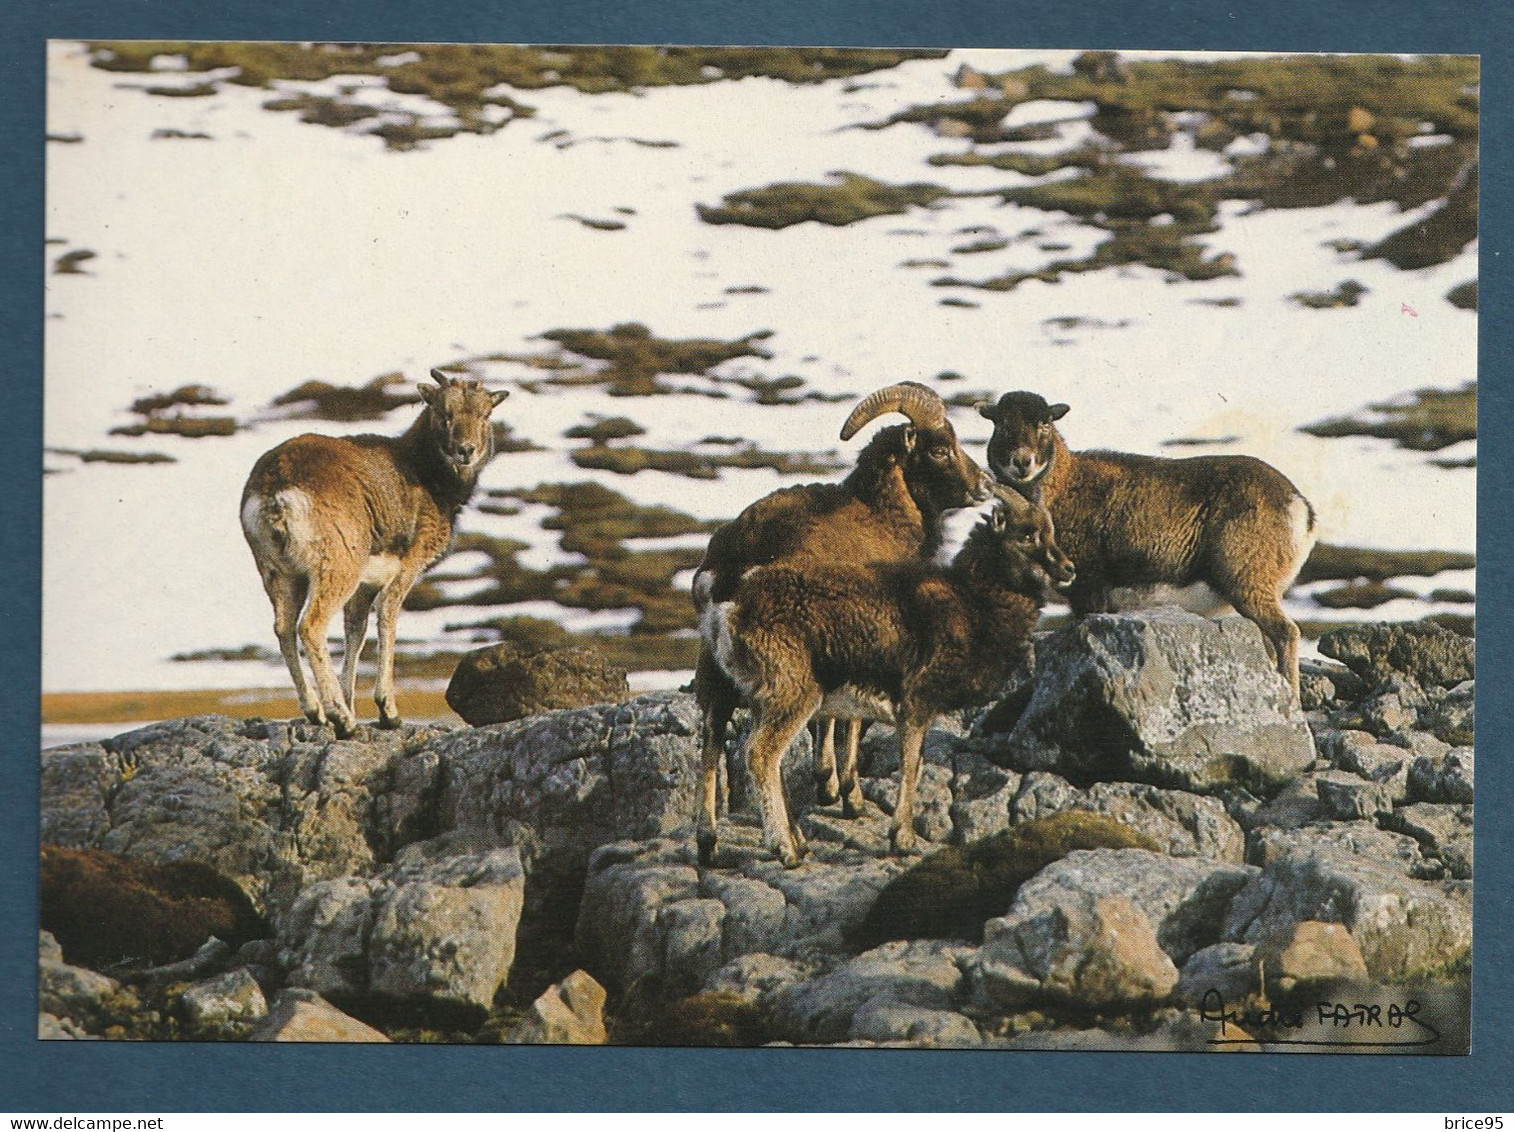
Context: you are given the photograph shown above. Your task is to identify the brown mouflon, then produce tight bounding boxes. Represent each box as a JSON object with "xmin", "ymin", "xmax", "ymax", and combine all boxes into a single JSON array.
[
  {"xmin": 702, "ymin": 490, "xmax": 1070, "ymax": 867},
  {"xmin": 241, "ymin": 369, "xmax": 508, "ymax": 736},
  {"xmin": 693, "ymin": 382, "xmax": 992, "ymax": 821},
  {"xmin": 980, "ymin": 390, "xmax": 1316, "ymax": 697}
]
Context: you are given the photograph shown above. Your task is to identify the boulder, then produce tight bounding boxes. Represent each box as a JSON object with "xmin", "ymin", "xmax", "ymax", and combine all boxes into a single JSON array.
[
  {"xmin": 854, "ymin": 812, "xmax": 1160, "ymax": 948},
  {"xmin": 1223, "ymin": 846, "xmax": 1471, "ymax": 980},
  {"xmin": 1175, "ymin": 942, "xmax": 1258, "ymax": 1006},
  {"xmin": 1408, "ymin": 748, "xmax": 1474, "ymax": 804},
  {"xmin": 979, "ymin": 894, "xmax": 1179, "ymax": 1009},
  {"xmin": 179, "ymin": 968, "xmax": 269, "ymax": 1028},
  {"xmin": 1008, "ymin": 775, "xmax": 1245, "ymax": 862},
  {"xmin": 1253, "ymin": 920, "xmax": 1368, "ymax": 993},
  {"xmin": 1314, "ymin": 771, "xmax": 1396, "ymax": 821},
  {"xmin": 993, "ymin": 611, "xmax": 1316, "ymax": 794},
  {"xmin": 39, "ymin": 942, "xmax": 136, "ymax": 1034},
  {"xmin": 576, "ymin": 834, "xmax": 907, "ymax": 997},
  {"xmin": 279, "ymin": 846, "xmax": 525, "ymax": 1015},
  {"xmin": 248, "ymin": 989, "xmax": 389, "ymax": 1042},
  {"xmin": 768, "ymin": 940, "xmax": 977, "ymax": 1045},
  {"xmin": 445, "ymin": 644, "xmax": 629, "ymax": 726},
  {"xmin": 1317, "ymin": 622, "xmax": 1474, "ymax": 689},
  {"xmin": 1383, "ymin": 803, "xmax": 1473, "ymax": 880},
  {"xmin": 505, "ymin": 970, "xmax": 608, "ymax": 1044},
  {"xmin": 1250, "ymin": 824, "xmax": 1437, "ymax": 881},
  {"xmin": 982, "ymin": 848, "xmax": 1257, "ymax": 970}
]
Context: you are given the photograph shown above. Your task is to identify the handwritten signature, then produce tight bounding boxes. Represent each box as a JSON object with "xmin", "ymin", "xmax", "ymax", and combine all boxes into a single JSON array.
[{"xmin": 1199, "ymin": 988, "xmax": 1443, "ymax": 1048}]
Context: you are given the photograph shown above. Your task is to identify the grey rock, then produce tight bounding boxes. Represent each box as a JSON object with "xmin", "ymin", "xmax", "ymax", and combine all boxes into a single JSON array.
[
  {"xmin": 278, "ymin": 877, "xmax": 377, "ymax": 998},
  {"xmin": 1315, "ymin": 771, "xmax": 1396, "ymax": 821},
  {"xmin": 1383, "ymin": 803, "xmax": 1474, "ymax": 880},
  {"xmin": 1409, "ymin": 748, "xmax": 1474, "ymax": 804},
  {"xmin": 1250, "ymin": 824, "xmax": 1437, "ymax": 880},
  {"xmin": 1358, "ymin": 691, "xmax": 1418, "ymax": 740},
  {"xmin": 440, "ymin": 691, "xmax": 702, "ymax": 873},
  {"xmin": 849, "ymin": 1003, "xmax": 983, "ymax": 1047},
  {"xmin": 39, "ymin": 1012, "xmax": 97, "ymax": 1040},
  {"xmin": 39, "ymin": 952, "xmax": 131, "ymax": 1031},
  {"xmin": 248, "ymin": 988, "xmax": 390, "ymax": 1042},
  {"xmin": 998, "ymin": 611, "xmax": 1316, "ymax": 795},
  {"xmin": 982, "ymin": 848, "xmax": 1257, "ymax": 971},
  {"xmin": 279, "ymin": 848, "xmax": 525, "ymax": 1013},
  {"xmin": 1316, "ymin": 730, "xmax": 1411, "ymax": 800},
  {"xmin": 41, "ymin": 696, "xmax": 703, "ymax": 925},
  {"xmin": 769, "ymin": 939, "xmax": 973, "ymax": 1044},
  {"xmin": 703, "ymin": 953, "xmax": 808, "ymax": 1003},
  {"xmin": 366, "ymin": 848, "xmax": 525, "ymax": 1011},
  {"xmin": 576, "ymin": 834, "xmax": 908, "ymax": 995},
  {"xmin": 505, "ymin": 970, "xmax": 608, "ymax": 1044},
  {"xmin": 1253, "ymin": 920, "xmax": 1368, "ymax": 993},
  {"xmin": 1420, "ymin": 680, "xmax": 1474, "ymax": 744},
  {"xmin": 978, "ymin": 893, "xmax": 1179, "ymax": 1009},
  {"xmin": 1222, "ymin": 847, "xmax": 1472, "ymax": 980},
  {"xmin": 40, "ymin": 716, "xmax": 430, "ymax": 914},
  {"xmin": 1317, "ymin": 622, "xmax": 1474, "ymax": 689},
  {"xmin": 1231, "ymin": 774, "xmax": 1325, "ymax": 831},
  {"xmin": 1008, "ymin": 775, "xmax": 1244, "ymax": 862},
  {"xmin": 180, "ymin": 968, "xmax": 269, "ymax": 1028},
  {"xmin": 1298, "ymin": 671, "xmax": 1335, "ymax": 711},
  {"xmin": 39, "ymin": 930, "xmax": 63, "ymax": 963},
  {"xmin": 1176, "ymin": 942, "xmax": 1258, "ymax": 1006}
]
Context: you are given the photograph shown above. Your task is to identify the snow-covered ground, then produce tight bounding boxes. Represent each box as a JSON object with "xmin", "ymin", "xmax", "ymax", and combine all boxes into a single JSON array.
[{"xmin": 43, "ymin": 42, "xmax": 1476, "ymax": 697}]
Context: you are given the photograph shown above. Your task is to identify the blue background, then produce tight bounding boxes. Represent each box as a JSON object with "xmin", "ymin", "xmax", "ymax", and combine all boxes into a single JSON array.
[{"xmin": 2, "ymin": 0, "xmax": 1508, "ymax": 1112}]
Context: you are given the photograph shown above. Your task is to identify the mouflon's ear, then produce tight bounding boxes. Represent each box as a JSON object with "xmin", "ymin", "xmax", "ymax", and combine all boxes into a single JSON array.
[{"xmin": 1049, "ymin": 403, "xmax": 1070, "ymax": 421}]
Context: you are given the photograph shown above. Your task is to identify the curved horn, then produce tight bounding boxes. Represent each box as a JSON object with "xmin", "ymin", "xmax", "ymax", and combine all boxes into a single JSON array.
[
  {"xmin": 839, "ymin": 381, "xmax": 948, "ymax": 441},
  {"xmin": 429, "ymin": 367, "xmax": 452, "ymax": 386}
]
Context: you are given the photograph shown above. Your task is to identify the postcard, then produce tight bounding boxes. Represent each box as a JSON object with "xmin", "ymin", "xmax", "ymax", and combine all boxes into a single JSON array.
[{"xmin": 39, "ymin": 40, "xmax": 1476, "ymax": 1055}]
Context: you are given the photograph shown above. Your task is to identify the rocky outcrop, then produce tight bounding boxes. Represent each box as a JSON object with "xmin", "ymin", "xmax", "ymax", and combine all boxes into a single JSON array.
[
  {"xmin": 984, "ymin": 610, "xmax": 1317, "ymax": 794},
  {"xmin": 37, "ymin": 612, "xmax": 1473, "ymax": 1050},
  {"xmin": 1318, "ymin": 622, "xmax": 1474, "ymax": 690},
  {"xmin": 445, "ymin": 643, "xmax": 630, "ymax": 726}
]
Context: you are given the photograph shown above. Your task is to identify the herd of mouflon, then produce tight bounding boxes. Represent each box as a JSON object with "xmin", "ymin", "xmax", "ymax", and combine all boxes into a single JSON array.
[{"xmin": 38, "ymin": 377, "xmax": 1472, "ymax": 1048}]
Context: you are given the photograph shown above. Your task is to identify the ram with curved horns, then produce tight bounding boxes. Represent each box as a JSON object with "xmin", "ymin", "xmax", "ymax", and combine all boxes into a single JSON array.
[{"xmin": 691, "ymin": 381, "xmax": 994, "ymax": 860}]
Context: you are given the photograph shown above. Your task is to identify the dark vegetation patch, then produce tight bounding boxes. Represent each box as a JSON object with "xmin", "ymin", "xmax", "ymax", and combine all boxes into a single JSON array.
[
  {"xmin": 271, "ymin": 373, "xmax": 420, "ymax": 420},
  {"xmin": 563, "ymin": 214, "xmax": 627, "ymax": 231},
  {"xmin": 151, "ymin": 128, "xmax": 212, "ymax": 140},
  {"xmin": 1311, "ymin": 581, "xmax": 1418, "ymax": 610},
  {"xmin": 1429, "ymin": 588, "xmax": 1475, "ymax": 605},
  {"xmin": 901, "ymin": 258, "xmax": 951, "ymax": 269},
  {"xmin": 108, "ymin": 383, "xmax": 238, "ymax": 439},
  {"xmin": 171, "ymin": 644, "xmax": 281, "ymax": 663},
  {"xmin": 854, "ymin": 813, "xmax": 1160, "ymax": 948},
  {"xmin": 41, "ymin": 845, "xmax": 267, "ymax": 971},
  {"xmin": 719, "ymin": 374, "xmax": 851, "ymax": 406},
  {"xmin": 881, "ymin": 53, "xmax": 1477, "ymax": 290},
  {"xmin": 565, "ymin": 415, "xmax": 646, "ymax": 444},
  {"xmin": 612, "ymin": 988, "xmax": 769, "ymax": 1046},
  {"xmin": 1291, "ymin": 280, "xmax": 1368, "ymax": 308},
  {"xmin": 53, "ymin": 249, "xmax": 96, "ymax": 274},
  {"xmin": 939, "ymin": 297, "xmax": 980, "ymax": 308},
  {"xmin": 697, "ymin": 172, "xmax": 951, "ymax": 229},
  {"xmin": 1298, "ymin": 542, "xmax": 1474, "ymax": 584},
  {"xmin": 537, "ymin": 323, "xmax": 775, "ymax": 396},
  {"xmin": 89, "ymin": 43, "xmax": 940, "ymax": 149},
  {"xmin": 571, "ymin": 441, "xmax": 844, "ymax": 480},
  {"xmin": 1300, "ymin": 382, "xmax": 1475, "ymax": 451},
  {"xmin": 1160, "ymin": 434, "xmax": 1240, "ymax": 448},
  {"xmin": 47, "ymin": 447, "xmax": 176, "ymax": 466},
  {"xmin": 405, "ymin": 481, "xmax": 720, "ymax": 655},
  {"xmin": 951, "ymin": 237, "xmax": 1009, "ymax": 254},
  {"xmin": 1446, "ymin": 280, "xmax": 1477, "ymax": 310}
]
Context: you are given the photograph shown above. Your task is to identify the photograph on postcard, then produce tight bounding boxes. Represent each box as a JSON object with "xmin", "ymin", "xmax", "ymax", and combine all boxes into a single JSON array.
[{"xmin": 40, "ymin": 42, "xmax": 1475, "ymax": 1050}]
